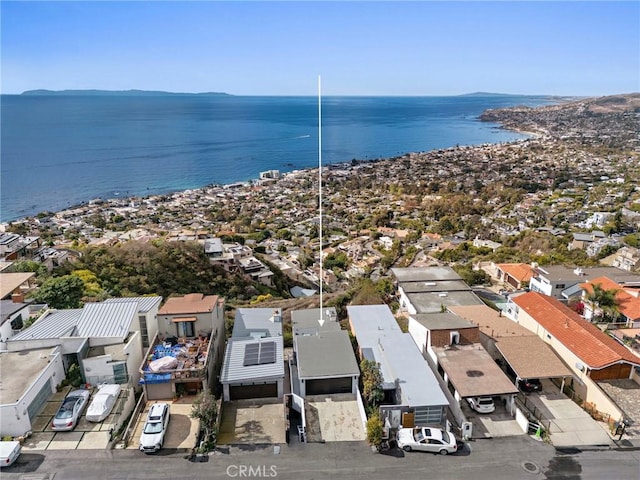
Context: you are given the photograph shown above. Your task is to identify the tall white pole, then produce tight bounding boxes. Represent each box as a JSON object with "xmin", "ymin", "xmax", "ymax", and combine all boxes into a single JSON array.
[{"xmin": 318, "ymin": 76, "xmax": 323, "ymax": 315}]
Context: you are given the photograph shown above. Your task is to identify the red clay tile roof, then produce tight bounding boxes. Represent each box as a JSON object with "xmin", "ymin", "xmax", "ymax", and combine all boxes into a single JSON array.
[
  {"xmin": 513, "ymin": 291, "xmax": 640, "ymax": 369},
  {"xmin": 496, "ymin": 263, "xmax": 535, "ymax": 282},
  {"xmin": 159, "ymin": 293, "xmax": 219, "ymax": 315},
  {"xmin": 581, "ymin": 276, "xmax": 640, "ymax": 321}
]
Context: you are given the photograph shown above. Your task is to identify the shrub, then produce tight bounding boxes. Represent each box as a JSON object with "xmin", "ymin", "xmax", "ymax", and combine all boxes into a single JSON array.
[{"xmin": 366, "ymin": 411, "xmax": 384, "ymax": 447}]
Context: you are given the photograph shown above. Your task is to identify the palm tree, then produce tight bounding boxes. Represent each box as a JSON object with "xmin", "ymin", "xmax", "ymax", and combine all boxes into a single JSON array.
[{"xmin": 584, "ymin": 282, "xmax": 619, "ymax": 323}]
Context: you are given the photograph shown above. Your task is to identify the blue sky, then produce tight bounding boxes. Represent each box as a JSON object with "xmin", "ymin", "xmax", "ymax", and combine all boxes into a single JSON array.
[{"xmin": 1, "ymin": 1, "xmax": 638, "ymax": 96}]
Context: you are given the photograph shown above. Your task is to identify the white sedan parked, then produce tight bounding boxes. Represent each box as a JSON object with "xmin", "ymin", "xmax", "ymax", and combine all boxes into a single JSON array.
[{"xmin": 396, "ymin": 427, "xmax": 458, "ymax": 455}]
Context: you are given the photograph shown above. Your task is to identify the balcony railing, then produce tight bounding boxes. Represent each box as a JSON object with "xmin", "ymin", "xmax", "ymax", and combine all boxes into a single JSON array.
[{"xmin": 140, "ymin": 333, "xmax": 211, "ymax": 384}]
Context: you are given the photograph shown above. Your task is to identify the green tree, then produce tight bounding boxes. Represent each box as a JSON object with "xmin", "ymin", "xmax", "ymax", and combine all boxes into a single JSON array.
[
  {"xmin": 584, "ymin": 282, "xmax": 619, "ymax": 322},
  {"xmin": 72, "ymin": 269, "xmax": 105, "ymax": 298},
  {"xmin": 11, "ymin": 260, "xmax": 48, "ymax": 278},
  {"xmin": 190, "ymin": 389, "xmax": 218, "ymax": 451},
  {"xmin": 453, "ymin": 265, "xmax": 490, "ymax": 286},
  {"xmin": 32, "ymin": 275, "xmax": 84, "ymax": 308},
  {"xmin": 360, "ymin": 359, "xmax": 384, "ymax": 409}
]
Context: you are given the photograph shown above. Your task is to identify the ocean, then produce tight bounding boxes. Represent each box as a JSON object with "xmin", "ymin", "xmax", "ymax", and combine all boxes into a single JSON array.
[{"xmin": 0, "ymin": 94, "xmax": 552, "ymax": 222}]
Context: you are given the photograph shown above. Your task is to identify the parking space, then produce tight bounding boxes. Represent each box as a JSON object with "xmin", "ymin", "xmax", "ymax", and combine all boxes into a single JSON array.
[
  {"xmin": 523, "ymin": 379, "xmax": 613, "ymax": 447},
  {"xmin": 217, "ymin": 398, "xmax": 286, "ymax": 445},
  {"xmin": 21, "ymin": 387, "xmax": 116, "ymax": 452},
  {"xmin": 304, "ymin": 394, "xmax": 366, "ymax": 443},
  {"xmin": 461, "ymin": 398, "xmax": 524, "ymax": 438},
  {"xmin": 126, "ymin": 397, "xmax": 199, "ymax": 451}
]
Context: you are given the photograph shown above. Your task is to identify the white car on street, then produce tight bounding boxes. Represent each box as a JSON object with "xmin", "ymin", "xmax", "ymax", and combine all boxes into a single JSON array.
[
  {"xmin": 396, "ymin": 427, "xmax": 457, "ymax": 455},
  {"xmin": 139, "ymin": 403, "xmax": 170, "ymax": 453},
  {"xmin": 466, "ymin": 396, "xmax": 495, "ymax": 414},
  {"xmin": 0, "ymin": 441, "xmax": 21, "ymax": 468}
]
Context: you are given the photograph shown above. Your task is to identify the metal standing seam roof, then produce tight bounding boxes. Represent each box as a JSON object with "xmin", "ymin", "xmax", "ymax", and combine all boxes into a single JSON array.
[
  {"xmin": 104, "ymin": 296, "xmax": 162, "ymax": 313},
  {"xmin": 9, "ymin": 309, "xmax": 82, "ymax": 341},
  {"xmin": 76, "ymin": 302, "xmax": 138, "ymax": 339},
  {"xmin": 295, "ymin": 331, "xmax": 360, "ymax": 379},
  {"xmin": 220, "ymin": 336, "xmax": 284, "ymax": 384}
]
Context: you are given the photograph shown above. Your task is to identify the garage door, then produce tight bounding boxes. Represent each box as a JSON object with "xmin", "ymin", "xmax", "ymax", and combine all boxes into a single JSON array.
[
  {"xmin": 28, "ymin": 378, "xmax": 53, "ymax": 421},
  {"xmin": 230, "ymin": 383, "xmax": 277, "ymax": 400},
  {"xmin": 306, "ymin": 377, "xmax": 352, "ymax": 396},
  {"xmin": 146, "ymin": 382, "xmax": 173, "ymax": 401}
]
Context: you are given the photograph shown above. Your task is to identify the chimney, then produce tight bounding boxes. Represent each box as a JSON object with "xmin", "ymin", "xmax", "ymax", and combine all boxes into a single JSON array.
[
  {"xmin": 271, "ymin": 309, "xmax": 282, "ymax": 323},
  {"xmin": 11, "ymin": 291, "xmax": 24, "ymax": 303}
]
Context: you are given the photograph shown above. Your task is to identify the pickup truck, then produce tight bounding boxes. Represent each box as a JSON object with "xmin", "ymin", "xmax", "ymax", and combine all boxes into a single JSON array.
[{"xmin": 0, "ymin": 441, "xmax": 21, "ymax": 468}]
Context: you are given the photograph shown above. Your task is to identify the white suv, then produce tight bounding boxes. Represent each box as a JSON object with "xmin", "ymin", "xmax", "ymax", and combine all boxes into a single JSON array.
[
  {"xmin": 467, "ymin": 396, "xmax": 495, "ymax": 414},
  {"xmin": 139, "ymin": 403, "xmax": 170, "ymax": 453}
]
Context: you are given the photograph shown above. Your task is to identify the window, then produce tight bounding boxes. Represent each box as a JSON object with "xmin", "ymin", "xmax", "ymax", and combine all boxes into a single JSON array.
[
  {"xmin": 555, "ymin": 284, "xmax": 565, "ymax": 289},
  {"xmin": 179, "ymin": 321, "xmax": 195, "ymax": 337}
]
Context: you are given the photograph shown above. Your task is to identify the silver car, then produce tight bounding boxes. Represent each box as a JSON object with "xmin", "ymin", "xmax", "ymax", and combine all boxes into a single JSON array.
[
  {"xmin": 51, "ymin": 389, "xmax": 91, "ymax": 431},
  {"xmin": 396, "ymin": 427, "xmax": 458, "ymax": 455}
]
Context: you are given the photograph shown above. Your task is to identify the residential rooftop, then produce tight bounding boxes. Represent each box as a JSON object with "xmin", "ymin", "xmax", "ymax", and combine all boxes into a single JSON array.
[
  {"xmin": 410, "ymin": 312, "xmax": 477, "ymax": 331},
  {"xmin": 434, "ymin": 343, "xmax": 518, "ymax": 398},
  {"xmin": 159, "ymin": 293, "xmax": 219, "ymax": 315},
  {"xmin": 295, "ymin": 330, "xmax": 359, "ymax": 379},
  {"xmin": 513, "ymin": 292, "xmax": 640, "ymax": 369},
  {"xmin": 0, "ymin": 347, "xmax": 58, "ymax": 405}
]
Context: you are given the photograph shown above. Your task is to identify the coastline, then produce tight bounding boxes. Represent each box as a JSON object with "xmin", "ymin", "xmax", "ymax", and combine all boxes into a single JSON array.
[{"xmin": 0, "ymin": 95, "xmax": 560, "ymax": 224}]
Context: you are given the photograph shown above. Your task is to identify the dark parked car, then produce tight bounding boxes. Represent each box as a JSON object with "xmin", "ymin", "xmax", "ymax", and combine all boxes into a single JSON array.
[{"xmin": 518, "ymin": 378, "xmax": 542, "ymax": 393}]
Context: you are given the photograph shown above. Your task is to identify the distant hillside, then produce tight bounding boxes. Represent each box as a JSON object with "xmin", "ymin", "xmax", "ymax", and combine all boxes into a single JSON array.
[
  {"xmin": 457, "ymin": 92, "xmax": 518, "ymax": 97},
  {"xmin": 21, "ymin": 89, "xmax": 231, "ymax": 97}
]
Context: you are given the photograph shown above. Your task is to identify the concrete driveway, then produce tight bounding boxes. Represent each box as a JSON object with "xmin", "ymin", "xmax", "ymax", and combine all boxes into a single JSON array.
[
  {"xmin": 461, "ymin": 398, "xmax": 524, "ymax": 438},
  {"xmin": 127, "ymin": 398, "xmax": 199, "ymax": 452},
  {"xmin": 217, "ymin": 398, "xmax": 286, "ymax": 445},
  {"xmin": 304, "ymin": 394, "xmax": 366, "ymax": 442},
  {"xmin": 525, "ymin": 380, "xmax": 613, "ymax": 447},
  {"xmin": 22, "ymin": 387, "xmax": 117, "ymax": 452}
]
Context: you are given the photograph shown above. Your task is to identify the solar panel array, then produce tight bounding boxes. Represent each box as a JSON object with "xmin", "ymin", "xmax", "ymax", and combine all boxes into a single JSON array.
[{"xmin": 243, "ymin": 341, "xmax": 277, "ymax": 366}]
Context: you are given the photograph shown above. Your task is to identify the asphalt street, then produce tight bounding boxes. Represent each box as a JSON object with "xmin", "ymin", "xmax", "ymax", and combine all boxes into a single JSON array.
[{"xmin": 2, "ymin": 437, "xmax": 639, "ymax": 480}]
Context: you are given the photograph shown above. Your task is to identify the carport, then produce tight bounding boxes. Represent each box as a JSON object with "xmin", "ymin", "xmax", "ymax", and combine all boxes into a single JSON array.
[
  {"xmin": 495, "ymin": 336, "xmax": 573, "ymax": 390},
  {"xmin": 435, "ymin": 344, "xmax": 519, "ymax": 404}
]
